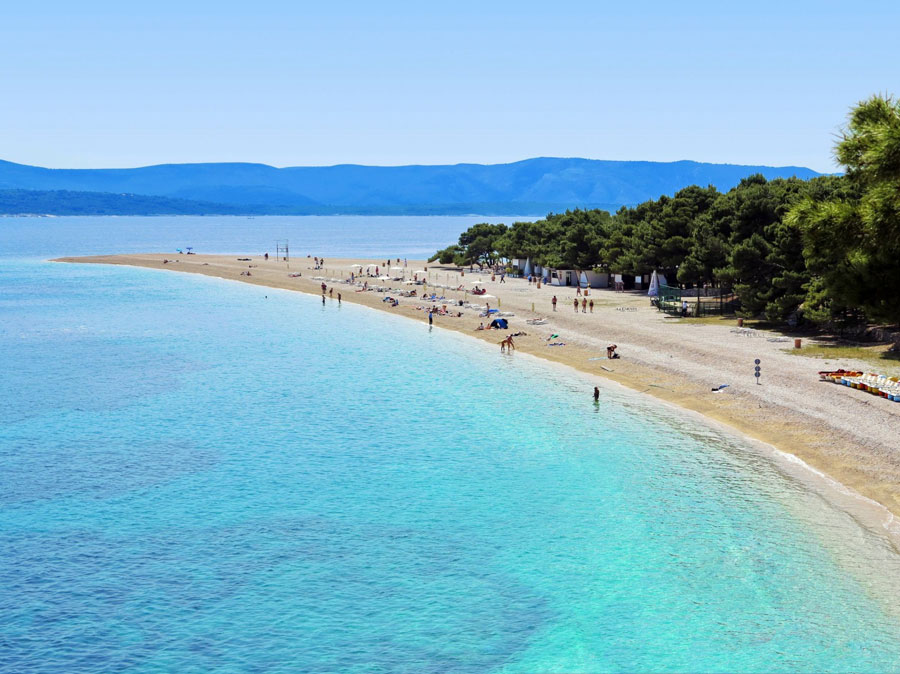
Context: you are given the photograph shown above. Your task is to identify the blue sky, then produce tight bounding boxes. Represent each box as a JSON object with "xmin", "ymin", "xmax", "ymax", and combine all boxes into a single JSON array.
[{"xmin": 2, "ymin": 1, "xmax": 897, "ymax": 171}]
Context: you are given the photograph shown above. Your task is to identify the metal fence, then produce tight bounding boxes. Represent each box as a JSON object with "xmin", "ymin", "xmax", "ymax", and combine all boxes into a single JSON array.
[{"xmin": 655, "ymin": 285, "xmax": 738, "ymax": 316}]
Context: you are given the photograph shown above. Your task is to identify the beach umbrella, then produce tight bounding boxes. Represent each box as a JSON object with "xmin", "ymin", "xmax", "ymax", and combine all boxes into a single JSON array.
[
  {"xmin": 390, "ymin": 266, "xmax": 404, "ymax": 273},
  {"xmin": 350, "ymin": 264, "xmax": 363, "ymax": 269},
  {"xmin": 469, "ymin": 280, "xmax": 486, "ymax": 284}
]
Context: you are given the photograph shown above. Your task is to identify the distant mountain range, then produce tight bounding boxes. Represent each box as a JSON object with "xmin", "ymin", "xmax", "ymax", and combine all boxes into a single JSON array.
[{"xmin": 0, "ymin": 157, "xmax": 823, "ymax": 216}]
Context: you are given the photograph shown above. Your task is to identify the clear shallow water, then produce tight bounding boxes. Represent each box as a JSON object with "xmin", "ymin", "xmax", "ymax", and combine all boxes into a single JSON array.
[{"xmin": 2, "ymin": 226, "xmax": 900, "ymax": 671}]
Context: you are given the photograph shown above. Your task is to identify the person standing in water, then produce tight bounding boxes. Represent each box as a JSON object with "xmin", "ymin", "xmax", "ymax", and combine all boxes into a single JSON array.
[
  {"xmin": 552, "ymin": 295, "xmax": 557, "ymax": 311},
  {"xmin": 337, "ymin": 292, "xmax": 342, "ymax": 304},
  {"xmin": 593, "ymin": 386, "xmax": 600, "ymax": 402}
]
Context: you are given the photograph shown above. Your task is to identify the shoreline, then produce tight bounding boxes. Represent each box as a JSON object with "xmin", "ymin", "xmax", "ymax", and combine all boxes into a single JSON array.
[{"xmin": 54, "ymin": 253, "xmax": 900, "ymax": 547}]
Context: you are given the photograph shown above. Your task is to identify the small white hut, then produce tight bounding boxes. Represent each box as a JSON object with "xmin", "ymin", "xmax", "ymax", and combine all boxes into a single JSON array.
[
  {"xmin": 550, "ymin": 269, "xmax": 578, "ymax": 286},
  {"xmin": 579, "ymin": 270, "xmax": 609, "ymax": 288}
]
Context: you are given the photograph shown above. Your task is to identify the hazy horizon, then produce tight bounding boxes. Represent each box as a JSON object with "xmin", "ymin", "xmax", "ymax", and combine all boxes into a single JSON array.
[{"xmin": 1, "ymin": 155, "xmax": 823, "ymax": 171}]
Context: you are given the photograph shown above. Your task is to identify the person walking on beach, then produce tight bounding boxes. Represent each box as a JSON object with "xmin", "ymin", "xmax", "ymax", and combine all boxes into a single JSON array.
[
  {"xmin": 582, "ymin": 297, "xmax": 587, "ymax": 313},
  {"xmin": 500, "ymin": 273, "xmax": 505, "ymax": 283},
  {"xmin": 589, "ymin": 299, "xmax": 594, "ymax": 313},
  {"xmin": 574, "ymin": 298, "xmax": 579, "ymax": 312},
  {"xmin": 321, "ymin": 282, "xmax": 327, "ymax": 294},
  {"xmin": 552, "ymin": 295, "xmax": 557, "ymax": 311},
  {"xmin": 576, "ymin": 286, "xmax": 582, "ymax": 297}
]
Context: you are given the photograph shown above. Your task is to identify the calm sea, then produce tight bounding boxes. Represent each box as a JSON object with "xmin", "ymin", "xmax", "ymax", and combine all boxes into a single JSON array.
[
  {"xmin": 2, "ymin": 216, "xmax": 900, "ymax": 672},
  {"xmin": 0, "ymin": 214, "xmax": 523, "ymax": 261}
]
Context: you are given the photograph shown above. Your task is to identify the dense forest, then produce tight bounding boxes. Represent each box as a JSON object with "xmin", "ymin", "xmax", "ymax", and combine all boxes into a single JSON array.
[{"xmin": 432, "ymin": 95, "xmax": 900, "ymax": 328}]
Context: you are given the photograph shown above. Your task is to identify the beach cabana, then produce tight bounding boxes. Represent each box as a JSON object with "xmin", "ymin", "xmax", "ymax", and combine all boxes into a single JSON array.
[
  {"xmin": 550, "ymin": 269, "xmax": 577, "ymax": 286},
  {"xmin": 579, "ymin": 270, "xmax": 608, "ymax": 288}
]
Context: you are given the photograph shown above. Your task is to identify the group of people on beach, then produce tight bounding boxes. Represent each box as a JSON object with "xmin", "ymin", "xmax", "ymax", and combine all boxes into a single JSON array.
[{"xmin": 550, "ymin": 295, "xmax": 593, "ymax": 313}]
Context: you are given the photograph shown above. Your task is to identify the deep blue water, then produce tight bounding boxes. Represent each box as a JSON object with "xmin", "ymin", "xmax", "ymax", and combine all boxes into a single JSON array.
[{"xmin": 2, "ymin": 217, "xmax": 900, "ymax": 672}]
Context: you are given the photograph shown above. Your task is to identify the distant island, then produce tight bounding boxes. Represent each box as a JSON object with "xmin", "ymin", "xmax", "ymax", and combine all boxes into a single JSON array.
[{"xmin": 0, "ymin": 157, "xmax": 822, "ymax": 216}]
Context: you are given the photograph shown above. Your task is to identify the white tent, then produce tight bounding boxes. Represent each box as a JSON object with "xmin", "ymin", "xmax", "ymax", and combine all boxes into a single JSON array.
[
  {"xmin": 648, "ymin": 270, "xmax": 660, "ymax": 296},
  {"xmin": 523, "ymin": 258, "xmax": 532, "ymax": 276},
  {"xmin": 647, "ymin": 270, "xmax": 668, "ymax": 296}
]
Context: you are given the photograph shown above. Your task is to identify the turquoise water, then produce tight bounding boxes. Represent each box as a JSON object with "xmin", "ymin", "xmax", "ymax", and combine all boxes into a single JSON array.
[{"xmin": 3, "ymin": 251, "xmax": 900, "ymax": 671}]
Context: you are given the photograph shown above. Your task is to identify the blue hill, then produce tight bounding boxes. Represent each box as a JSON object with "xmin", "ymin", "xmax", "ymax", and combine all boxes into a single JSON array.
[{"xmin": 0, "ymin": 157, "xmax": 822, "ymax": 215}]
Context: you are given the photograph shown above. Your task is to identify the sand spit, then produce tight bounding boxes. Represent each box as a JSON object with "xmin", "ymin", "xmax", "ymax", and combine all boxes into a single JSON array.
[{"xmin": 56, "ymin": 253, "xmax": 900, "ymax": 526}]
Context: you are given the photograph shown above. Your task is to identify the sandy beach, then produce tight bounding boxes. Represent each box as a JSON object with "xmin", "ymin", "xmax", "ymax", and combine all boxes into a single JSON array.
[{"xmin": 56, "ymin": 252, "xmax": 900, "ymax": 526}]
